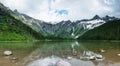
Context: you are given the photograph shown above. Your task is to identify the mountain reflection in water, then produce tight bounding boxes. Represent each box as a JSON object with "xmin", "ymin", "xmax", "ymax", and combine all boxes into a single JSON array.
[{"xmin": 17, "ymin": 41, "xmax": 120, "ymax": 66}]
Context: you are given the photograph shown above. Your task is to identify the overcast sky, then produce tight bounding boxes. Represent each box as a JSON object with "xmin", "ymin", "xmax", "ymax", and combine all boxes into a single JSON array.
[{"xmin": 0, "ymin": 0, "xmax": 120, "ymax": 22}]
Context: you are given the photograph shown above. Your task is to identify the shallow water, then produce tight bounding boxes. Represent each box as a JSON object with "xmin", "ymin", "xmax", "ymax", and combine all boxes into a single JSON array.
[{"xmin": 0, "ymin": 40, "xmax": 120, "ymax": 66}]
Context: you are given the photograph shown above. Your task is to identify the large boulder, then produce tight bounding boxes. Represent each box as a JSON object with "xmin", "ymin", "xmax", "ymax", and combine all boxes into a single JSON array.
[{"xmin": 56, "ymin": 60, "xmax": 71, "ymax": 66}]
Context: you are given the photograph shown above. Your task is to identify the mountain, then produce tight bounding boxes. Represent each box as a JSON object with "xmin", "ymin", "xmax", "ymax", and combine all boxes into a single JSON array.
[
  {"xmin": 1, "ymin": 2, "xmax": 117, "ymax": 40},
  {"xmin": 78, "ymin": 19, "xmax": 120, "ymax": 40},
  {"xmin": 0, "ymin": 3, "xmax": 44, "ymax": 41},
  {"xmin": 102, "ymin": 15, "xmax": 117, "ymax": 22},
  {"xmin": 16, "ymin": 13, "xmax": 115, "ymax": 39},
  {"xmin": 12, "ymin": 11, "xmax": 110, "ymax": 39},
  {"xmin": 91, "ymin": 15, "xmax": 102, "ymax": 20}
]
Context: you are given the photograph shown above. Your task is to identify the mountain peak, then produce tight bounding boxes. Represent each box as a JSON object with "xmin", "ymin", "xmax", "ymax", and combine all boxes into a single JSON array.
[
  {"xmin": 14, "ymin": 9, "xmax": 19, "ymax": 14},
  {"xmin": 102, "ymin": 15, "xmax": 117, "ymax": 21},
  {"xmin": 92, "ymin": 15, "xmax": 101, "ymax": 20},
  {"xmin": 14, "ymin": 9, "xmax": 18, "ymax": 12}
]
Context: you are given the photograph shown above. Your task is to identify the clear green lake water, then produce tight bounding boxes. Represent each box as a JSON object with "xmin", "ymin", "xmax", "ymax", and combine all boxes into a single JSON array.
[{"xmin": 0, "ymin": 40, "xmax": 120, "ymax": 66}]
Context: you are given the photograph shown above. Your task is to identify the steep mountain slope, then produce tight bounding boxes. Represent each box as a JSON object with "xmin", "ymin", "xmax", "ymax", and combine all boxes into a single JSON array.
[
  {"xmin": 78, "ymin": 19, "xmax": 120, "ymax": 40},
  {"xmin": 12, "ymin": 11, "xmax": 107, "ymax": 39},
  {"xmin": 0, "ymin": 3, "xmax": 44, "ymax": 41}
]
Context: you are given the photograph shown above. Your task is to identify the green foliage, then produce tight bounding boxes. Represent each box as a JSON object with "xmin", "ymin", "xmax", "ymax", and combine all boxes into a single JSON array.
[
  {"xmin": 78, "ymin": 19, "xmax": 120, "ymax": 40},
  {"xmin": 0, "ymin": 9, "xmax": 44, "ymax": 41}
]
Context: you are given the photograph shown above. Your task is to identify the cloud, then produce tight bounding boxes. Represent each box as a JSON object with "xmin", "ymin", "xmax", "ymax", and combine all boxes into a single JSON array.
[
  {"xmin": 98, "ymin": 0, "xmax": 120, "ymax": 17},
  {"xmin": 0, "ymin": 0, "xmax": 120, "ymax": 22},
  {"xmin": 0, "ymin": 0, "xmax": 29, "ymax": 12}
]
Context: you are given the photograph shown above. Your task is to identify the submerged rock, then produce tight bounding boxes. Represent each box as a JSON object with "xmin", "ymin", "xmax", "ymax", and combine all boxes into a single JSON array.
[
  {"xmin": 117, "ymin": 54, "xmax": 120, "ymax": 56},
  {"xmin": 67, "ymin": 56, "xmax": 72, "ymax": 60},
  {"xmin": 4, "ymin": 50, "xmax": 12, "ymax": 56},
  {"xmin": 95, "ymin": 54, "xmax": 103, "ymax": 59},
  {"xmin": 73, "ymin": 51, "xmax": 77, "ymax": 56},
  {"xmin": 11, "ymin": 57, "xmax": 18, "ymax": 60},
  {"xmin": 100, "ymin": 49, "xmax": 106, "ymax": 53},
  {"xmin": 81, "ymin": 51, "xmax": 104, "ymax": 61},
  {"xmin": 89, "ymin": 56, "xmax": 96, "ymax": 60},
  {"xmin": 56, "ymin": 60, "xmax": 71, "ymax": 66},
  {"xmin": 95, "ymin": 54, "xmax": 104, "ymax": 61}
]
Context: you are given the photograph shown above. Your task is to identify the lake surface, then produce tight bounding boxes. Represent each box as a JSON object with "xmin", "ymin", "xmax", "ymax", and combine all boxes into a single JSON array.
[{"xmin": 0, "ymin": 40, "xmax": 120, "ymax": 66}]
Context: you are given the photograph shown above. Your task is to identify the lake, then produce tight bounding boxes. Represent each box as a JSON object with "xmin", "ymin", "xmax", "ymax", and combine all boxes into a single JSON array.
[{"xmin": 0, "ymin": 40, "xmax": 120, "ymax": 66}]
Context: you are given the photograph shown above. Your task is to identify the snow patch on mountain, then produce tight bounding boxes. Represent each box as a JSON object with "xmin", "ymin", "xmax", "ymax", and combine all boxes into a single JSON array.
[{"xmin": 81, "ymin": 19, "xmax": 105, "ymax": 29}]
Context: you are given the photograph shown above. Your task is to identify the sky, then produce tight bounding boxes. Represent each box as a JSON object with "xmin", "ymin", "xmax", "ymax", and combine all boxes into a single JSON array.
[{"xmin": 0, "ymin": 0, "xmax": 120, "ymax": 23}]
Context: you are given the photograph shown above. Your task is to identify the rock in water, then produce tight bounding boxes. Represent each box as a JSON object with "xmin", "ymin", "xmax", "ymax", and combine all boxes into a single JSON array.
[
  {"xmin": 100, "ymin": 49, "xmax": 106, "ymax": 53},
  {"xmin": 4, "ymin": 50, "xmax": 12, "ymax": 56},
  {"xmin": 56, "ymin": 60, "xmax": 71, "ymax": 66},
  {"xmin": 67, "ymin": 56, "xmax": 72, "ymax": 60},
  {"xmin": 11, "ymin": 57, "xmax": 18, "ymax": 60},
  {"xmin": 89, "ymin": 56, "xmax": 96, "ymax": 60},
  {"xmin": 95, "ymin": 54, "xmax": 103, "ymax": 59},
  {"xmin": 117, "ymin": 54, "xmax": 120, "ymax": 56}
]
